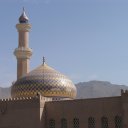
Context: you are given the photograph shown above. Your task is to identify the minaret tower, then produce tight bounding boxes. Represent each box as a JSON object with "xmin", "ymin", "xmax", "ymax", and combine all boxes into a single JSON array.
[{"xmin": 14, "ymin": 8, "xmax": 32, "ymax": 80}]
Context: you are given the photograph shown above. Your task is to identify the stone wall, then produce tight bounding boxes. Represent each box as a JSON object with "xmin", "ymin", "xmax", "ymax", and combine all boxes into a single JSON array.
[
  {"xmin": 0, "ymin": 97, "xmax": 41, "ymax": 128},
  {"xmin": 45, "ymin": 96, "xmax": 122, "ymax": 128}
]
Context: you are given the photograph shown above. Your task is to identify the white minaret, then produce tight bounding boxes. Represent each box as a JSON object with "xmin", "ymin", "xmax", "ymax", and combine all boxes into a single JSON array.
[{"xmin": 14, "ymin": 8, "xmax": 32, "ymax": 80}]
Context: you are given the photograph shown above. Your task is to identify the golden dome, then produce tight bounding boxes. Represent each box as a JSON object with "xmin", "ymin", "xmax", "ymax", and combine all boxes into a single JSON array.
[{"xmin": 11, "ymin": 62, "xmax": 77, "ymax": 99}]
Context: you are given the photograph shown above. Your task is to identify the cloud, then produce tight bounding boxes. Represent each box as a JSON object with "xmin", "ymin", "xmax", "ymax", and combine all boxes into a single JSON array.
[
  {"xmin": 68, "ymin": 73, "xmax": 100, "ymax": 83},
  {"xmin": 87, "ymin": 74, "xmax": 99, "ymax": 81},
  {"xmin": 69, "ymin": 73, "xmax": 87, "ymax": 83}
]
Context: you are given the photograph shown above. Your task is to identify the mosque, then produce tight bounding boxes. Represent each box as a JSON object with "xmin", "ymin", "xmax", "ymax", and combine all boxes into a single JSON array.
[{"xmin": 0, "ymin": 9, "xmax": 128, "ymax": 128}]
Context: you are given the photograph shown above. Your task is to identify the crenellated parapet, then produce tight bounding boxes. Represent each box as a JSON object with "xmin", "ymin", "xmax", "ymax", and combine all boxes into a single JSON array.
[
  {"xmin": 0, "ymin": 95, "xmax": 52, "ymax": 115},
  {"xmin": 0, "ymin": 95, "xmax": 52, "ymax": 103},
  {"xmin": 0, "ymin": 96, "xmax": 34, "ymax": 102}
]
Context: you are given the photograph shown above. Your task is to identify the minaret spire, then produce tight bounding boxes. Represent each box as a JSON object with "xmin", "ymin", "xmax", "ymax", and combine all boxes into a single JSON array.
[
  {"xmin": 14, "ymin": 8, "xmax": 32, "ymax": 79},
  {"xmin": 19, "ymin": 7, "xmax": 29, "ymax": 23}
]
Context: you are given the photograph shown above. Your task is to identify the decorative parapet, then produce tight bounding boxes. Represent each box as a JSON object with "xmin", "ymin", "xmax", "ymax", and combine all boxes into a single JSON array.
[
  {"xmin": 52, "ymin": 97, "xmax": 72, "ymax": 101},
  {"xmin": 0, "ymin": 96, "xmax": 35, "ymax": 102},
  {"xmin": 0, "ymin": 95, "xmax": 52, "ymax": 103}
]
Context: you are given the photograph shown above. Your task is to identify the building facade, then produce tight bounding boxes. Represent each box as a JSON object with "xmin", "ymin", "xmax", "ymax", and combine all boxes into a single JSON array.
[
  {"xmin": 0, "ymin": 9, "xmax": 128, "ymax": 128},
  {"xmin": 0, "ymin": 91, "xmax": 128, "ymax": 128}
]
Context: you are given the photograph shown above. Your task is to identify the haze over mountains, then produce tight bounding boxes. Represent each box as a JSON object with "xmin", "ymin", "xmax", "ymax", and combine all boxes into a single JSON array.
[
  {"xmin": 0, "ymin": 80, "xmax": 128, "ymax": 99},
  {"xmin": 76, "ymin": 80, "xmax": 128, "ymax": 99}
]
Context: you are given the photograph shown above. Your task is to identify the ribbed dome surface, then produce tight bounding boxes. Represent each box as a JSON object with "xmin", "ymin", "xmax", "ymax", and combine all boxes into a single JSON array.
[{"xmin": 11, "ymin": 63, "xmax": 77, "ymax": 99}]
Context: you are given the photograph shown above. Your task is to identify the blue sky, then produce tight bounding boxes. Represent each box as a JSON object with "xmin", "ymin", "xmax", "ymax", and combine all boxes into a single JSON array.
[{"xmin": 0, "ymin": 0, "xmax": 128, "ymax": 87}]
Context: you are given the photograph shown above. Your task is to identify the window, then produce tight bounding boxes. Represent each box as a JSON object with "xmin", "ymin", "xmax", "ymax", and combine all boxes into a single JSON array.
[
  {"xmin": 101, "ymin": 117, "xmax": 108, "ymax": 128},
  {"xmin": 88, "ymin": 117, "xmax": 95, "ymax": 128},
  {"xmin": 61, "ymin": 118, "xmax": 67, "ymax": 128},
  {"xmin": 73, "ymin": 118, "xmax": 79, "ymax": 128},
  {"xmin": 49, "ymin": 119, "xmax": 55, "ymax": 128},
  {"xmin": 115, "ymin": 116, "xmax": 122, "ymax": 128}
]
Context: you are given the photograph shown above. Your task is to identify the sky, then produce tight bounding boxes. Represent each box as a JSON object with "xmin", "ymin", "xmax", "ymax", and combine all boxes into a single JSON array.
[{"xmin": 0, "ymin": 0, "xmax": 128, "ymax": 87}]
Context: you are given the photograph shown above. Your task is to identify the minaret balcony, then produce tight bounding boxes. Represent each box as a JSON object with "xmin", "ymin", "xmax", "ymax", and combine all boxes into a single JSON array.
[
  {"xmin": 16, "ymin": 24, "xmax": 31, "ymax": 32},
  {"xmin": 14, "ymin": 47, "xmax": 32, "ymax": 59}
]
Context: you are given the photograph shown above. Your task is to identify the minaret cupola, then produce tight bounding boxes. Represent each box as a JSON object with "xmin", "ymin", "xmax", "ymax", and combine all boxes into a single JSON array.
[{"xmin": 19, "ymin": 8, "xmax": 29, "ymax": 23}]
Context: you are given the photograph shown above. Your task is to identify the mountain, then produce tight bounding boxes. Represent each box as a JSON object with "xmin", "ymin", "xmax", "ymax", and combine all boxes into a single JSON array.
[
  {"xmin": 76, "ymin": 80, "xmax": 128, "ymax": 99},
  {"xmin": 0, "ymin": 87, "xmax": 11, "ymax": 99},
  {"xmin": 0, "ymin": 80, "xmax": 128, "ymax": 99}
]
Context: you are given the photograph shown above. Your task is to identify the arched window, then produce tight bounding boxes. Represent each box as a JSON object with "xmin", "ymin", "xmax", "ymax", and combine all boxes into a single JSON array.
[
  {"xmin": 115, "ymin": 116, "xmax": 122, "ymax": 128},
  {"xmin": 101, "ymin": 117, "xmax": 108, "ymax": 128},
  {"xmin": 61, "ymin": 118, "xmax": 67, "ymax": 128},
  {"xmin": 49, "ymin": 119, "xmax": 55, "ymax": 128},
  {"xmin": 73, "ymin": 118, "xmax": 79, "ymax": 128},
  {"xmin": 88, "ymin": 117, "xmax": 95, "ymax": 128}
]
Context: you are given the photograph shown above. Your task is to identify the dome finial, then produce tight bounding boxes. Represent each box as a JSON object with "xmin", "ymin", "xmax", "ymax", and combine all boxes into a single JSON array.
[
  {"xmin": 19, "ymin": 7, "xmax": 29, "ymax": 23},
  {"xmin": 23, "ymin": 7, "xmax": 25, "ymax": 12},
  {"xmin": 43, "ymin": 57, "xmax": 45, "ymax": 65}
]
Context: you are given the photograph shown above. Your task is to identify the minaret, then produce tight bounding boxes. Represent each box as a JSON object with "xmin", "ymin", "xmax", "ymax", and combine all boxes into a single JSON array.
[{"xmin": 14, "ymin": 8, "xmax": 32, "ymax": 80}]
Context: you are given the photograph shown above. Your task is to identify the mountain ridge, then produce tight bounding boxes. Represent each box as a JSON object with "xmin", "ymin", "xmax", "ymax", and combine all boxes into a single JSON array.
[{"xmin": 76, "ymin": 80, "xmax": 128, "ymax": 99}]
